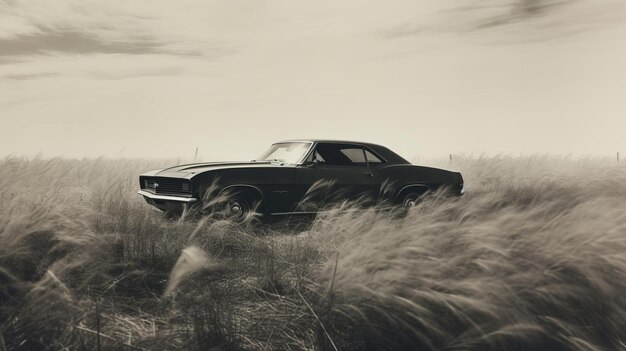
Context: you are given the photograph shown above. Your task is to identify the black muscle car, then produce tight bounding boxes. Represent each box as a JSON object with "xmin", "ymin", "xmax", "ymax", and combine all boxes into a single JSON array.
[{"xmin": 138, "ymin": 140, "xmax": 464, "ymax": 221}]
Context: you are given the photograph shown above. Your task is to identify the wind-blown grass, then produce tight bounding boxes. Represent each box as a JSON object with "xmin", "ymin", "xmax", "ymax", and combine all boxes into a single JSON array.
[{"xmin": 0, "ymin": 155, "xmax": 625, "ymax": 350}]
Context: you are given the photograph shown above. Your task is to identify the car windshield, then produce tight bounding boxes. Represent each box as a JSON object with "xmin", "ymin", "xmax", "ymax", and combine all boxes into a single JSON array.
[{"xmin": 256, "ymin": 142, "xmax": 311, "ymax": 164}]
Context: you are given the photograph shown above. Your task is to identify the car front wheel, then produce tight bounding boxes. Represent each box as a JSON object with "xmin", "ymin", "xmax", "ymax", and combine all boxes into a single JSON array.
[{"xmin": 223, "ymin": 195, "xmax": 252, "ymax": 223}]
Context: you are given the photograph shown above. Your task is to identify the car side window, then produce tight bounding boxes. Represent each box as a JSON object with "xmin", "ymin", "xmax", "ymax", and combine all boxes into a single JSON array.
[
  {"xmin": 313, "ymin": 144, "xmax": 367, "ymax": 167},
  {"xmin": 339, "ymin": 148, "xmax": 367, "ymax": 167},
  {"xmin": 364, "ymin": 150, "xmax": 384, "ymax": 165}
]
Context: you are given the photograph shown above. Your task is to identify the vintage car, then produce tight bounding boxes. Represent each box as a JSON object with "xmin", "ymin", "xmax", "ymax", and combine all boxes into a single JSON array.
[{"xmin": 138, "ymin": 140, "xmax": 464, "ymax": 221}]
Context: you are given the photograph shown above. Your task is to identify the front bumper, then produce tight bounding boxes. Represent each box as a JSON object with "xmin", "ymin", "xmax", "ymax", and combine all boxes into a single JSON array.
[{"xmin": 137, "ymin": 190, "xmax": 198, "ymax": 203}]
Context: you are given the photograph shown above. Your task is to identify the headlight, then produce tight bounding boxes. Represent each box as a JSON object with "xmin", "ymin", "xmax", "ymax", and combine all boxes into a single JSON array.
[{"xmin": 182, "ymin": 183, "xmax": 190, "ymax": 192}]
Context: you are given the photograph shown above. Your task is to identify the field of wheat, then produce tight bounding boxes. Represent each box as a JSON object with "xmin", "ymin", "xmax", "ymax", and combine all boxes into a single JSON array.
[{"xmin": 0, "ymin": 155, "xmax": 625, "ymax": 350}]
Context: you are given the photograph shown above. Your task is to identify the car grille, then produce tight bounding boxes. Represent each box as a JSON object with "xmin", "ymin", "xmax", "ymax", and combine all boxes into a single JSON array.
[{"xmin": 140, "ymin": 177, "xmax": 192, "ymax": 197}]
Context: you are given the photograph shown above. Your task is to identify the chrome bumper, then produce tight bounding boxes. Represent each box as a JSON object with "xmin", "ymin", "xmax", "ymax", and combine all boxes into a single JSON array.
[{"xmin": 137, "ymin": 190, "xmax": 198, "ymax": 203}]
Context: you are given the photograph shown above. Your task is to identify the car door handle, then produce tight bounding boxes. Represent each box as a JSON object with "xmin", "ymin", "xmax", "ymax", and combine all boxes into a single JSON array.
[{"xmin": 363, "ymin": 172, "xmax": 373, "ymax": 177}]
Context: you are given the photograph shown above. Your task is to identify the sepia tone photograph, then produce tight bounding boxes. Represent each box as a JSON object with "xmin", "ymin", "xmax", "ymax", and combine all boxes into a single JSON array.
[{"xmin": 1, "ymin": 1, "xmax": 626, "ymax": 350}]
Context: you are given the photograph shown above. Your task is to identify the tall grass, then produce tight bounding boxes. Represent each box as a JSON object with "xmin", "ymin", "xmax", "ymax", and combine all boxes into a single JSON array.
[{"xmin": 0, "ymin": 155, "xmax": 625, "ymax": 350}]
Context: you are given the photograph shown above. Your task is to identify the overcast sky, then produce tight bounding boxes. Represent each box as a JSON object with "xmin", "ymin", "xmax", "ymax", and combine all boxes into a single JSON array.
[{"xmin": 1, "ymin": 0, "xmax": 625, "ymax": 160}]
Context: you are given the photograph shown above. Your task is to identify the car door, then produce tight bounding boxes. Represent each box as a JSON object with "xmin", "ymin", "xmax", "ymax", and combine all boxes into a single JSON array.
[{"xmin": 293, "ymin": 143, "xmax": 376, "ymax": 212}]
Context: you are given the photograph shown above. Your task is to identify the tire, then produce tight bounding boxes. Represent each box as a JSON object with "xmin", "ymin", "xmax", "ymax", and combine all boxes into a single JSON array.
[
  {"xmin": 220, "ymin": 187, "xmax": 269, "ymax": 223},
  {"xmin": 397, "ymin": 189, "xmax": 431, "ymax": 217},
  {"xmin": 222, "ymin": 194, "xmax": 253, "ymax": 223},
  {"xmin": 402, "ymin": 192, "xmax": 421, "ymax": 208}
]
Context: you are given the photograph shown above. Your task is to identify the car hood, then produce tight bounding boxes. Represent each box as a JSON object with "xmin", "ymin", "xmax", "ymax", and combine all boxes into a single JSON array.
[{"xmin": 145, "ymin": 161, "xmax": 286, "ymax": 178}]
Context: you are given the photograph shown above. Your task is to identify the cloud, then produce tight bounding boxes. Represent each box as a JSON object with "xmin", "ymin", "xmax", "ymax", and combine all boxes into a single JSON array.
[
  {"xmin": 0, "ymin": 1, "xmax": 217, "ymax": 60},
  {"xmin": 0, "ymin": 28, "xmax": 201, "ymax": 57},
  {"xmin": 1, "ymin": 72, "xmax": 56, "ymax": 80},
  {"xmin": 380, "ymin": 0, "xmax": 625, "ymax": 41},
  {"xmin": 473, "ymin": 0, "xmax": 574, "ymax": 29},
  {"xmin": 379, "ymin": 23, "xmax": 425, "ymax": 39},
  {"xmin": 0, "ymin": 1, "xmax": 227, "ymax": 81}
]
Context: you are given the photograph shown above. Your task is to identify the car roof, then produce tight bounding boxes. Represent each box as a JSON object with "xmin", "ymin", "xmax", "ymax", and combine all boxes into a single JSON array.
[{"xmin": 276, "ymin": 139, "xmax": 411, "ymax": 165}]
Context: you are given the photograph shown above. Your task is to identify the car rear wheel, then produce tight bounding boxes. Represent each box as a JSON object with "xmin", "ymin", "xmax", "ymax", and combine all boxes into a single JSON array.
[{"xmin": 402, "ymin": 192, "xmax": 421, "ymax": 207}]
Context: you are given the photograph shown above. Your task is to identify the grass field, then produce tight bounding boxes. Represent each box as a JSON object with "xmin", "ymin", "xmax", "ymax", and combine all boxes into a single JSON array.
[{"xmin": 1, "ymin": 155, "xmax": 626, "ymax": 350}]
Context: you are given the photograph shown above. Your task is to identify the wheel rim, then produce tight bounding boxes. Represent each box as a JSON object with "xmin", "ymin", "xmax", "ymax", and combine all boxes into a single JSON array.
[
  {"xmin": 225, "ymin": 199, "xmax": 248, "ymax": 220},
  {"xmin": 403, "ymin": 193, "xmax": 419, "ymax": 207}
]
